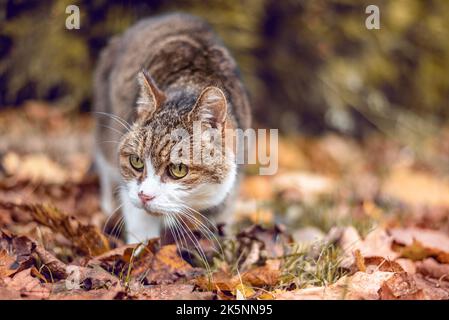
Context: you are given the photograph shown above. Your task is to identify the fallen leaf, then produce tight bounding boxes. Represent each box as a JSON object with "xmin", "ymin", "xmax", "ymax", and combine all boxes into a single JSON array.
[
  {"xmin": 378, "ymin": 272, "xmax": 425, "ymax": 300},
  {"xmin": 145, "ymin": 245, "xmax": 198, "ymax": 285},
  {"xmin": 416, "ymin": 258, "xmax": 449, "ymax": 280},
  {"xmin": 5, "ymin": 202, "xmax": 110, "ymax": 256},
  {"xmin": 395, "ymin": 258, "xmax": 417, "ymax": 274},
  {"xmin": 354, "ymin": 249, "xmax": 366, "ymax": 272},
  {"xmin": 233, "ymin": 283, "xmax": 256, "ymax": 300},
  {"xmin": 390, "ymin": 227, "xmax": 449, "ymax": 263},
  {"xmin": 49, "ymin": 288, "xmax": 121, "ymax": 300},
  {"xmin": 129, "ymin": 284, "xmax": 214, "ymax": 300},
  {"xmin": 363, "ymin": 257, "xmax": 404, "ymax": 273},
  {"xmin": 0, "ymin": 286, "xmax": 22, "ymax": 299},
  {"xmin": 4, "ymin": 268, "xmax": 51, "ymax": 299},
  {"xmin": 236, "ymin": 225, "xmax": 293, "ymax": 263},
  {"xmin": 413, "ymin": 273, "xmax": 449, "ymax": 300},
  {"xmin": 0, "ymin": 229, "xmax": 35, "ymax": 274},
  {"xmin": 194, "ymin": 269, "xmax": 238, "ymax": 292},
  {"xmin": 242, "ymin": 259, "xmax": 280, "ymax": 287},
  {"xmin": 0, "ymin": 250, "xmax": 16, "ymax": 277},
  {"xmin": 339, "ymin": 227, "xmax": 398, "ymax": 269},
  {"xmin": 275, "ymin": 271, "xmax": 396, "ymax": 300}
]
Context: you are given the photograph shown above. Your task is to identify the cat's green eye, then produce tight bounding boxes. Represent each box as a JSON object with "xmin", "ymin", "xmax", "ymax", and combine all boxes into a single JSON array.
[
  {"xmin": 129, "ymin": 155, "xmax": 144, "ymax": 171},
  {"xmin": 168, "ymin": 163, "xmax": 188, "ymax": 179}
]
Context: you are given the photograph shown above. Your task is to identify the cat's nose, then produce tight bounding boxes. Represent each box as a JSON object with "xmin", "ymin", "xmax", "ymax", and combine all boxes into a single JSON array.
[{"xmin": 138, "ymin": 191, "xmax": 155, "ymax": 204}]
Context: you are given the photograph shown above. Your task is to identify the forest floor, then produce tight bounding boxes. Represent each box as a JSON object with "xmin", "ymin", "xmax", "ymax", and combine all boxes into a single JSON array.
[{"xmin": 1, "ymin": 101, "xmax": 449, "ymax": 300}]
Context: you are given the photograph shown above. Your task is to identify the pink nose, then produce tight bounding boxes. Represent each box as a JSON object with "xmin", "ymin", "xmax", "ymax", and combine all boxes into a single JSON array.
[{"xmin": 138, "ymin": 191, "xmax": 155, "ymax": 204}]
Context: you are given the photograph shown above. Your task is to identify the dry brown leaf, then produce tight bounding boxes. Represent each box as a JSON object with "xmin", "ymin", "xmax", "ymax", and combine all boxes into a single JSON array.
[
  {"xmin": 77, "ymin": 265, "xmax": 120, "ymax": 290},
  {"xmin": 236, "ymin": 225, "xmax": 292, "ymax": 263},
  {"xmin": 129, "ymin": 284, "xmax": 214, "ymax": 300},
  {"xmin": 378, "ymin": 272, "xmax": 425, "ymax": 300},
  {"xmin": 195, "ymin": 259, "xmax": 280, "ymax": 297},
  {"xmin": 0, "ymin": 286, "xmax": 22, "ymax": 299},
  {"xmin": 4, "ymin": 202, "xmax": 110, "ymax": 256},
  {"xmin": 233, "ymin": 283, "xmax": 256, "ymax": 299},
  {"xmin": 90, "ymin": 241, "xmax": 157, "ymax": 282},
  {"xmin": 0, "ymin": 229, "xmax": 35, "ymax": 274},
  {"xmin": 413, "ymin": 274, "xmax": 449, "ymax": 300},
  {"xmin": 395, "ymin": 258, "xmax": 417, "ymax": 274},
  {"xmin": 242, "ymin": 259, "xmax": 280, "ymax": 287},
  {"xmin": 390, "ymin": 227, "xmax": 449, "ymax": 263},
  {"xmin": 363, "ymin": 257, "xmax": 404, "ymax": 273},
  {"xmin": 354, "ymin": 249, "xmax": 366, "ymax": 272},
  {"xmin": 275, "ymin": 271, "xmax": 396, "ymax": 300},
  {"xmin": 195, "ymin": 270, "xmax": 239, "ymax": 292},
  {"xmin": 339, "ymin": 227, "xmax": 398, "ymax": 269},
  {"xmin": 4, "ymin": 267, "xmax": 51, "ymax": 299},
  {"xmin": 0, "ymin": 250, "xmax": 17, "ymax": 277},
  {"xmin": 145, "ymin": 245, "xmax": 198, "ymax": 284},
  {"xmin": 0, "ymin": 228, "xmax": 72, "ymax": 283},
  {"xmin": 49, "ymin": 288, "xmax": 122, "ymax": 300},
  {"xmin": 416, "ymin": 258, "xmax": 449, "ymax": 280}
]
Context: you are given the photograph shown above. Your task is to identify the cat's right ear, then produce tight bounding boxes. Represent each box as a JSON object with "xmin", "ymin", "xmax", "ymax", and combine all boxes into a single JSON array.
[{"xmin": 136, "ymin": 70, "xmax": 166, "ymax": 121}]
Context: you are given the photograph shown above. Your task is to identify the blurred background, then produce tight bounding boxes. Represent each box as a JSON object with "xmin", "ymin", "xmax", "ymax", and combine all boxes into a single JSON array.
[{"xmin": 1, "ymin": 0, "xmax": 448, "ymax": 138}]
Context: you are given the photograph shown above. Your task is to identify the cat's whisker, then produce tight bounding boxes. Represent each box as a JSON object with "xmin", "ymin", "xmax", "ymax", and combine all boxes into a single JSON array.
[
  {"xmin": 164, "ymin": 207, "xmax": 191, "ymax": 252},
  {"xmin": 165, "ymin": 215, "xmax": 185, "ymax": 258},
  {"xmin": 171, "ymin": 214, "xmax": 210, "ymax": 271},
  {"xmin": 113, "ymin": 185, "xmax": 124, "ymax": 196},
  {"xmin": 102, "ymin": 202, "xmax": 124, "ymax": 235},
  {"xmin": 170, "ymin": 214, "xmax": 190, "ymax": 256},
  {"xmin": 100, "ymin": 124, "xmax": 127, "ymax": 137},
  {"xmin": 177, "ymin": 206, "xmax": 217, "ymax": 237},
  {"xmin": 116, "ymin": 218, "xmax": 127, "ymax": 239},
  {"xmin": 110, "ymin": 215, "xmax": 125, "ymax": 239},
  {"xmin": 167, "ymin": 197, "xmax": 223, "ymax": 256},
  {"xmin": 175, "ymin": 200, "xmax": 218, "ymax": 231},
  {"xmin": 175, "ymin": 204, "xmax": 223, "ymax": 254},
  {"xmin": 93, "ymin": 111, "xmax": 132, "ymax": 132},
  {"xmin": 178, "ymin": 209, "xmax": 221, "ymax": 254}
]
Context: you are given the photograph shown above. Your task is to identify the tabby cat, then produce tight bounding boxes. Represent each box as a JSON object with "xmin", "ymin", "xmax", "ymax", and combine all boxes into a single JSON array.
[{"xmin": 93, "ymin": 13, "xmax": 251, "ymax": 244}]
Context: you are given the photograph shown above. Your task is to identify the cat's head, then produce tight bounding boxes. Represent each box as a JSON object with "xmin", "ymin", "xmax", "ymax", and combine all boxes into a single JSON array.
[{"xmin": 118, "ymin": 70, "xmax": 236, "ymax": 216}]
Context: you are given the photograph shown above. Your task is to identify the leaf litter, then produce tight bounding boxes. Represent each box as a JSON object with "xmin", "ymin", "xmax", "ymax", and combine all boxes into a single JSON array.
[{"xmin": 0, "ymin": 102, "xmax": 449, "ymax": 299}]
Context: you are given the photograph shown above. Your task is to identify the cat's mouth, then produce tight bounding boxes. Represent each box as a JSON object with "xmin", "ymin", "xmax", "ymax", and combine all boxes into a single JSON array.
[
  {"xmin": 141, "ymin": 206, "xmax": 164, "ymax": 217},
  {"xmin": 140, "ymin": 204, "xmax": 165, "ymax": 217}
]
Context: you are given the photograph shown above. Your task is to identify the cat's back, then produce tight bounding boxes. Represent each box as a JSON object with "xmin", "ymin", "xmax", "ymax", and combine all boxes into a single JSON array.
[
  {"xmin": 94, "ymin": 13, "xmax": 251, "ymax": 160},
  {"xmin": 95, "ymin": 13, "xmax": 231, "ymax": 116},
  {"xmin": 122, "ymin": 12, "xmax": 216, "ymax": 47}
]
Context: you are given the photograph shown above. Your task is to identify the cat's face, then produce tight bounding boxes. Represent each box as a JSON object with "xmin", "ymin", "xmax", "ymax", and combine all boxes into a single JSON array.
[{"xmin": 118, "ymin": 71, "xmax": 236, "ymax": 216}]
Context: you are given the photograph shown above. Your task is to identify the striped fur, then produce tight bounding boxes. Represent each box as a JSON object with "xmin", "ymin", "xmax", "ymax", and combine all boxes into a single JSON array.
[{"xmin": 93, "ymin": 13, "xmax": 251, "ymax": 243}]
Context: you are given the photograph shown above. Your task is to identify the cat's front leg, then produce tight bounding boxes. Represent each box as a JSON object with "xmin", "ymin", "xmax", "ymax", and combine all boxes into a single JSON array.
[{"xmin": 120, "ymin": 188, "xmax": 160, "ymax": 244}]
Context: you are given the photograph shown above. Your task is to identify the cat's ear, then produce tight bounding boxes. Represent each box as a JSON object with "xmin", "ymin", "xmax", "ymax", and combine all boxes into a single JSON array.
[
  {"xmin": 136, "ymin": 69, "xmax": 166, "ymax": 120},
  {"xmin": 190, "ymin": 87, "xmax": 227, "ymax": 127}
]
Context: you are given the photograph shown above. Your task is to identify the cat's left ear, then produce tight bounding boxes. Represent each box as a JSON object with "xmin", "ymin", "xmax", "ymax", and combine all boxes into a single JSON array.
[
  {"xmin": 136, "ymin": 69, "xmax": 166, "ymax": 120},
  {"xmin": 190, "ymin": 87, "xmax": 227, "ymax": 127}
]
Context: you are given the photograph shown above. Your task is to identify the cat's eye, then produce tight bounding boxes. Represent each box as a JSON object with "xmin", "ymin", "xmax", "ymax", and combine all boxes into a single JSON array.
[
  {"xmin": 168, "ymin": 163, "xmax": 188, "ymax": 179},
  {"xmin": 129, "ymin": 155, "xmax": 144, "ymax": 171}
]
